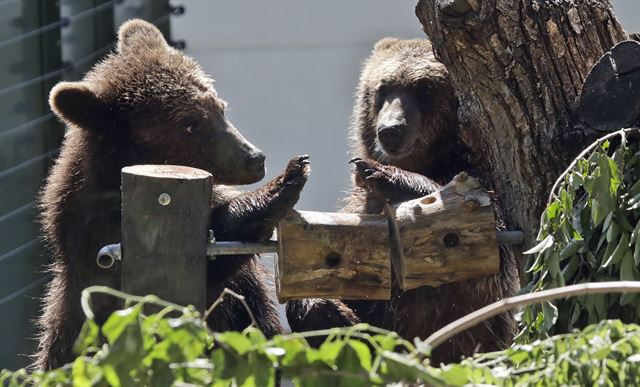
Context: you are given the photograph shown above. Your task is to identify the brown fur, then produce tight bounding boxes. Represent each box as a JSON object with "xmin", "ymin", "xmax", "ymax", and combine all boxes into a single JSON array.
[
  {"xmin": 35, "ymin": 20, "xmax": 309, "ymax": 370},
  {"xmin": 288, "ymin": 38, "xmax": 519, "ymax": 363}
]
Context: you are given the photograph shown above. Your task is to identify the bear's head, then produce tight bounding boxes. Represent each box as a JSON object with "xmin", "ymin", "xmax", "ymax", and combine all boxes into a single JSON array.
[
  {"xmin": 353, "ymin": 38, "xmax": 459, "ymax": 172},
  {"xmin": 49, "ymin": 19, "xmax": 265, "ymax": 185}
]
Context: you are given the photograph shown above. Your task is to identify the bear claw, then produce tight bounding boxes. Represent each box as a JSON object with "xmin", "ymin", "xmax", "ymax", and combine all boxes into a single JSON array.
[{"xmin": 282, "ymin": 155, "xmax": 311, "ymax": 189}]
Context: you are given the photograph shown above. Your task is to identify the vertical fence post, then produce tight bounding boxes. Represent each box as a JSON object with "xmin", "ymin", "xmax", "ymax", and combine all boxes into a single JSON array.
[{"xmin": 121, "ymin": 165, "xmax": 212, "ymax": 311}]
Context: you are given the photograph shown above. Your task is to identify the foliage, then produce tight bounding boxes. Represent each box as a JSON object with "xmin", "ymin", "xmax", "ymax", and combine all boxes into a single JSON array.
[
  {"xmin": 447, "ymin": 319, "xmax": 640, "ymax": 386},
  {"xmin": 519, "ymin": 129, "xmax": 640, "ymax": 341},
  {"xmin": 2, "ymin": 287, "xmax": 640, "ymax": 386}
]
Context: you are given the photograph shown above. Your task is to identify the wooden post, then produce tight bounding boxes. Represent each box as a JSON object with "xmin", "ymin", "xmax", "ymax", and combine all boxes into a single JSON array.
[{"xmin": 121, "ymin": 165, "xmax": 212, "ymax": 311}]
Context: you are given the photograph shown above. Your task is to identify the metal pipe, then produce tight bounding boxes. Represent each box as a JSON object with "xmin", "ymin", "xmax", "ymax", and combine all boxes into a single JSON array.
[
  {"xmin": 206, "ymin": 240, "xmax": 278, "ymax": 256},
  {"xmin": 496, "ymin": 230, "xmax": 524, "ymax": 245},
  {"xmin": 97, "ymin": 230, "xmax": 524, "ymax": 268},
  {"xmin": 97, "ymin": 243, "xmax": 121, "ymax": 269}
]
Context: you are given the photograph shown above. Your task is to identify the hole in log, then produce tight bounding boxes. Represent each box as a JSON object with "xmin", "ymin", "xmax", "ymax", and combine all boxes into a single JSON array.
[
  {"xmin": 421, "ymin": 196, "xmax": 436, "ymax": 205},
  {"xmin": 325, "ymin": 252, "xmax": 342, "ymax": 268},
  {"xmin": 443, "ymin": 232, "xmax": 460, "ymax": 248}
]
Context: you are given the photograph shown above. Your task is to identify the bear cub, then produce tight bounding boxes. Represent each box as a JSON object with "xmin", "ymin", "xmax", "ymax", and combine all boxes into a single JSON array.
[
  {"xmin": 288, "ymin": 38, "xmax": 519, "ymax": 363},
  {"xmin": 35, "ymin": 20, "xmax": 308, "ymax": 370}
]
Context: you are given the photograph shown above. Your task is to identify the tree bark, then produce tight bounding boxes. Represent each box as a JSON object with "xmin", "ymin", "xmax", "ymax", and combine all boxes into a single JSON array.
[{"xmin": 415, "ymin": 0, "xmax": 627, "ymax": 272}]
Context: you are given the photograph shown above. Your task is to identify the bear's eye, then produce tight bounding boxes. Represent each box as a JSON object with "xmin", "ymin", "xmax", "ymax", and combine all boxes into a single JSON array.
[
  {"xmin": 417, "ymin": 85, "xmax": 432, "ymax": 99},
  {"xmin": 185, "ymin": 121, "xmax": 198, "ymax": 134},
  {"xmin": 375, "ymin": 86, "xmax": 388, "ymax": 108}
]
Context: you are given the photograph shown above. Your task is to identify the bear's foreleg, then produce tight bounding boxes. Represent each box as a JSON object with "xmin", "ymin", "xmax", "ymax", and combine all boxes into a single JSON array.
[
  {"xmin": 206, "ymin": 259, "xmax": 284, "ymax": 337},
  {"xmin": 211, "ymin": 155, "xmax": 310, "ymax": 242}
]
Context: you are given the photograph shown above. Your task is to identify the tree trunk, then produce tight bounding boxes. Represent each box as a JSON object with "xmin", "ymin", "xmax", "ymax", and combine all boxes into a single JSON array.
[{"xmin": 415, "ymin": 0, "xmax": 627, "ymax": 273}]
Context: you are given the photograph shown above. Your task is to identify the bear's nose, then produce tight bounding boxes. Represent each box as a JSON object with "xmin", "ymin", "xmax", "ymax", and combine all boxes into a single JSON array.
[
  {"xmin": 247, "ymin": 151, "xmax": 266, "ymax": 176},
  {"xmin": 377, "ymin": 124, "xmax": 406, "ymax": 152}
]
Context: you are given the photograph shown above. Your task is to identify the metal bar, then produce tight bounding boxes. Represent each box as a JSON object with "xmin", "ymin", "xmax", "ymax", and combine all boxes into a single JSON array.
[
  {"xmin": 96, "ymin": 231, "xmax": 524, "ymax": 269},
  {"xmin": 206, "ymin": 241, "xmax": 279, "ymax": 256},
  {"xmin": 496, "ymin": 230, "xmax": 524, "ymax": 245}
]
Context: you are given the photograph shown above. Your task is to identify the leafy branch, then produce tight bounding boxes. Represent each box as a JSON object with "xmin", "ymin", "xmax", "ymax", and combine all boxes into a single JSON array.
[{"xmin": 521, "ymin": 127, "xmax": 640, "ymax": 341}]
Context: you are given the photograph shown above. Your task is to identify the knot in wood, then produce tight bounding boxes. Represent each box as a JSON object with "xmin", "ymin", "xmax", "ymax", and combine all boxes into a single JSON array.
[
  {"xmin": 462, "ymin": 198, "xmax": 480, "ymax": 211},
  {"xmin": 443, "ymin": 232, "xmax": 460, "ymax": 248}
]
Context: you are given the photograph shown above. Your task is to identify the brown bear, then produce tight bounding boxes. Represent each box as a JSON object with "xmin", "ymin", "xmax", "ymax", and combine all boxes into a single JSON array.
[
  {"xmin": 288, "ymin": 38, "xmax": 519, "ymax": 363},
  {"xmin": 34, "ymin": 19, "xmax": 309, "ymax": 370}
]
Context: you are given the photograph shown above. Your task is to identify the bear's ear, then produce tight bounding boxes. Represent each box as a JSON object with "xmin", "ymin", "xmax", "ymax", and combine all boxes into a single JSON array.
[
  {"xmin": 117, "ymin": 19, "xmax": 168, "ymax": 54},
  {"xmin": 49, "ymin": 82, "xmax": 111, "ymax": 130},
  {"xmin": 374, "ymin": 37, "xmax": 400, "ymax": 52}
]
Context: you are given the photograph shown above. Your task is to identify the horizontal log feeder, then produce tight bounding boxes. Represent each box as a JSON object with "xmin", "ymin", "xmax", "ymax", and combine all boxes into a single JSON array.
[{"xmin": 275, "ymin": 173, "xmax": 501, "ymax": 300}]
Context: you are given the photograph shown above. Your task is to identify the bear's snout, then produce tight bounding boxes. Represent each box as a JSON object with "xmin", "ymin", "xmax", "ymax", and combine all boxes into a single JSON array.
[
  {"xmin": 377, "ymin": 124, "xmax": 407, "ymax": 153},
  {"xmin": 244, "ymin": 150, "xmax": 266, "ymax": 179}
]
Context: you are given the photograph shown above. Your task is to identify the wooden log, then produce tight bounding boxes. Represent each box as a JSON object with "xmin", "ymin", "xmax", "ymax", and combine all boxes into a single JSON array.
[
  {"xmin": 121, "ymin": 165, "xmax": 212, "ymax": 311},
  {"xmin": 276, "ymin": 211, "xmax": 391, "ymax": 301},
  {"xmin": 392, "ymin": 173, "xmax": 499, "ymax": 290}
]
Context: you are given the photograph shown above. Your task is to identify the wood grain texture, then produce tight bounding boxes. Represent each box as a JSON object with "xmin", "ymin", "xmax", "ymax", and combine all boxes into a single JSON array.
[
  {"xmin": 276, "ymin": 210, "xmax": 391, "ymax": 301},
  {"xmin": 394, "ymin": 173, "xmax": 499, "ymax": 289},
  {"xmin": 121, "ymin": 165, "xmax": 212, "ymax": 311}
]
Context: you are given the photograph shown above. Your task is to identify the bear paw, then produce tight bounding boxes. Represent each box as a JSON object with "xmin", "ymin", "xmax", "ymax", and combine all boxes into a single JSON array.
[
  {"xmin": 268, "ymin": 154, "xmax": 310, "ymax": 213},
  {"xmin": 349, "ymin": 157, "xmax": 397, "ymax": 201},
  {"xmin": 282, "ymin": 154, "xmax": 311, "ymax": 187}
]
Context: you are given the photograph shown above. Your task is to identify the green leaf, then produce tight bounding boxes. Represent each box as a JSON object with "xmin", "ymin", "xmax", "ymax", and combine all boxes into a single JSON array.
[
  {"xmin": 371, "ymin": 334, "xmax": 400, "ymax": 352},
  {"xmin": 523, "ymin": 235, "xmax": 554, "ymax": 255},
  {"xmin": 629, "ymin": 179, "xmax": 640, "ymax": 196},
  {"xmin": 594, "ymin": 294, "xmax": 608, "ymax": 320},
  {"xmin": 332, "ymin": 342, "xmax": 370, "ymax": 387},
  {"xmin": 243, "ymin": 354, "xmax": 274, "ymax": 387},
  {"xmin": 270, "ymin": 336, "xmax": 306, "ymax": 367},
  {"xmin": 621, "ymin": 249, "xmax": 636, "ymax": 282},
  {"xmin": 542, "ymin": 301, "xmax": 558, "ymax": 331},
  {"xmin": 380, "ymin": 351, "xmax": 441, "ymax": 386},
  {"xmin": 216, "ymin": 331, "xmax": 253, "ymax": 355},
  {"xmin": 634, "ymin": 224, "xmax": 640, "ymax": 265},
  {"xmin": 630, "ymin": 219, "xmax": 640, "ymax": 246},
  {"xmin": 602, "ymin": 232, "xmax": 630, "ymax": 268},
  {"xmin": 211, "ymin": 348, "xmax": 247, "ymax": 384},
  {"xmin": 591, "ymin": 199, "xmax": 607, "ymax": 228},
  {"xmin": 546, "ymin": 202, "xmax": 561, "ymax": 222},
  {"xmin": 73, "ymin": 319, "xmax": 100, "ymax": 355},
  {"xmin": 101, "ymin": 305, "xmax": 141, "ymax": 344},
  {"xmin": 606, "ymin": 220, "xmax": 620, "ymax": 243},
  {"xmin": 347, "ymin": 341, "xmax": 372, "ymax": 371},
  {"xmin": 244, "ymin": 327, "xmax": 267, "ymax": 346},
  {"xmin": 547, "ymin": 252, "xmax": 561, "ymax": 279},
  {"xmin": 561, "ymin": 255, "xmax": 580, "ymax": 281},
  {"xmin": 71, "ymin": 358, "xmax": 92, "ymax": 387}
]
